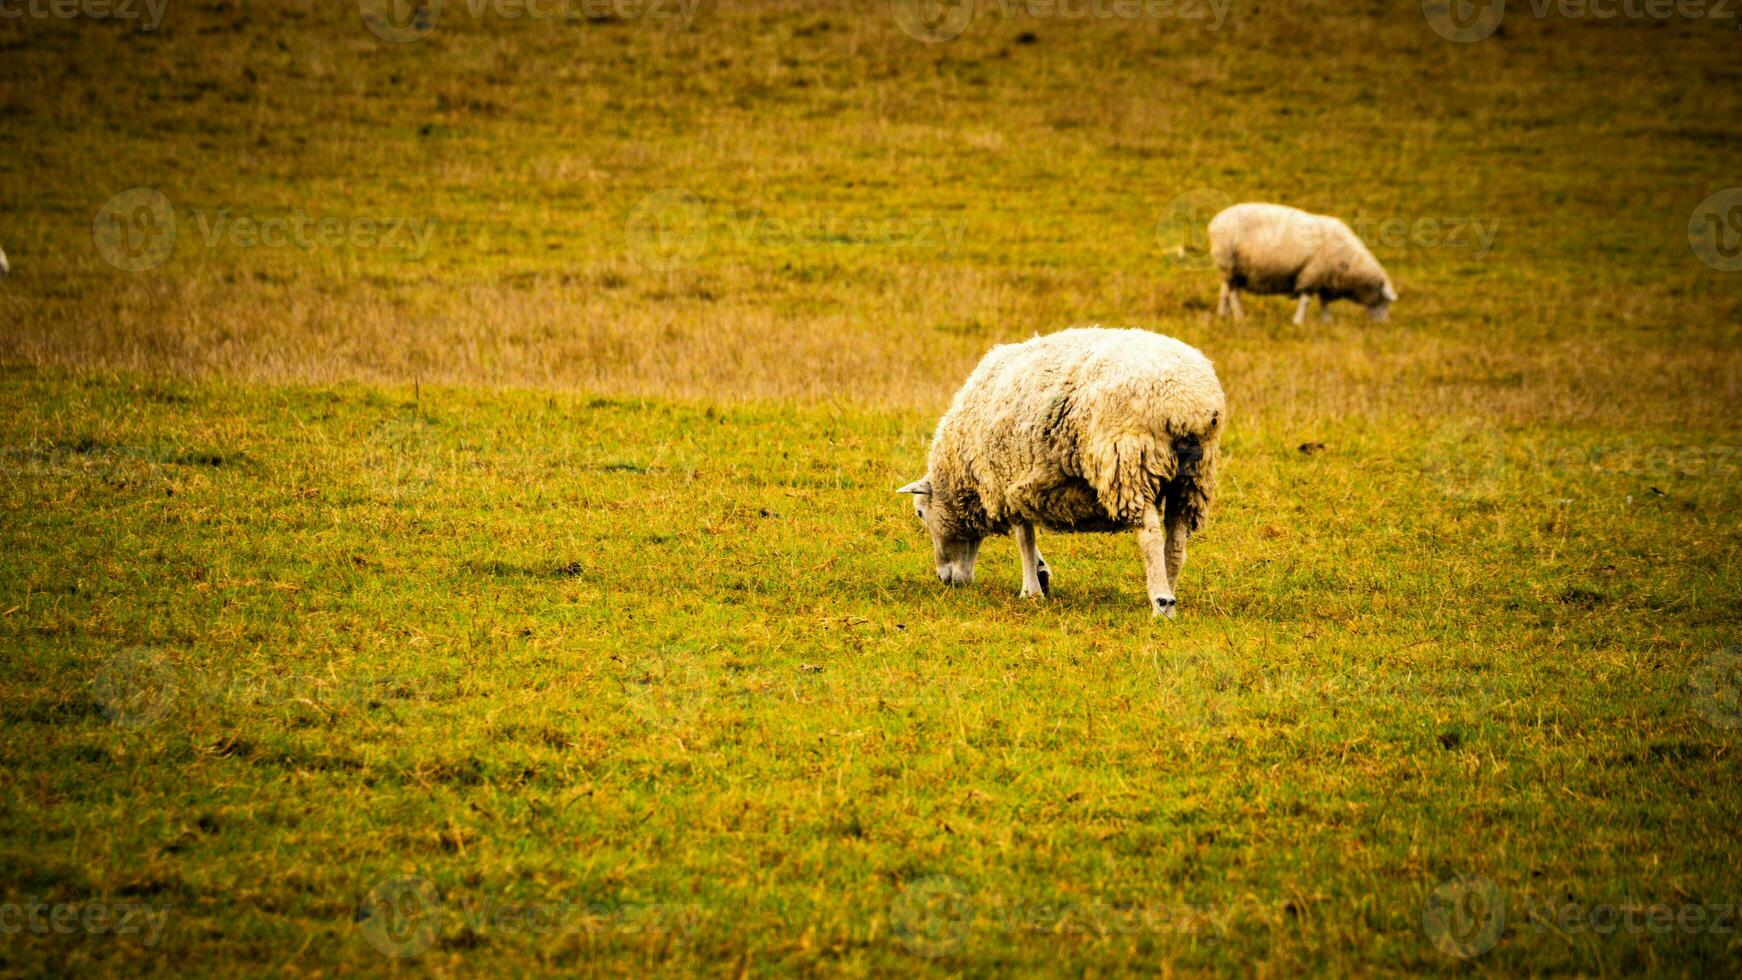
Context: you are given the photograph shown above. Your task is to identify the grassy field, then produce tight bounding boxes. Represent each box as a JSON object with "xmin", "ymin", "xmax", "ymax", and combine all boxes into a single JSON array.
[{"xmin": 2, "ymin": 0, "xmax": 1742, "ymax": 975}]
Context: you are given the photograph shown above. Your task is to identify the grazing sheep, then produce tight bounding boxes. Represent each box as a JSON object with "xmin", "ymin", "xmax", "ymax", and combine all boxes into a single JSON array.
[
  {"xmin": 1209, "ymin": 202, "xmax": 1397, "ymax": 324},
  {"xmin": 897, "ymin": 327, "xmax": 1225, "ymax": 618}
]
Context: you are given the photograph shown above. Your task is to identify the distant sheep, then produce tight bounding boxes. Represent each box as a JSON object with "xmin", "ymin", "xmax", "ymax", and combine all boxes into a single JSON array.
[
  {"xmin": 898, "ymin": 327, "xmax": 1225, "ymax": 618},
  {"xmin": 1209, "ymin": 202, "xmax": 1397, "ymax": 324}
]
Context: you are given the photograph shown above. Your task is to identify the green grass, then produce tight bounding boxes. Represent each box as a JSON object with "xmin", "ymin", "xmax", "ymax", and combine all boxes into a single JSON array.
[
  {"xmin": 2, "ymin": 0, "xmax": 1742, "ymax": 974},
  {"xmin": 1, "ymin": 368, "xmax": 1738, "ymax": 974}
]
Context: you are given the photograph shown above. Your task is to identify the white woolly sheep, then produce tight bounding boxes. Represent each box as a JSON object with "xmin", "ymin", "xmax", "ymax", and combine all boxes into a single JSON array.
[
  {"xmin": 1209, "ymin": 202, "xmax": 1397, "ymax": 324},
  {"xmin": 897, "ymin": 327, "xmax": 1225, "ymax": 618}
]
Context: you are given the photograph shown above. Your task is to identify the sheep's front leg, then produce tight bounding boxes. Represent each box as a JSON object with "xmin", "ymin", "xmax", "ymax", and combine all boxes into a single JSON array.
[
  {"xmin": 1319, "ymin": 294, "xmax": 1334, "ymax": 323},
  {"xmin": 1136, "ymin": 503, "xmax": 1175, "ymax": 618},
  {"xmin": 1164, "ymin": 503, "xmax": 1190, "ymax": 597},
  {"xmin": 1014, "ymin": 521, "xmax": 1050, "ymax": 598},
  {"xmin": 1292, "ymin": 293, "xmax": 1311, "ymax": 325}
]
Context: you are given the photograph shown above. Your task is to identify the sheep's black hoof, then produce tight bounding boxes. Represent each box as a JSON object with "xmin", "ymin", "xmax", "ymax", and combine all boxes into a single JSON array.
[{"xmin": 1037, "ymin": 566, "xmax": 1051, "ymax": 596}]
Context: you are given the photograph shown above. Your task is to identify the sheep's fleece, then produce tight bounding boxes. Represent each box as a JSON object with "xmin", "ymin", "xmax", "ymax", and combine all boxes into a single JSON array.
[
  {"xmin": 921, "ymin": 327, "xmax": 1223, "ymax": 537},
  {"xmin": 1209, "ymin": 202, "xmax": 1396, "ymax": 311}
]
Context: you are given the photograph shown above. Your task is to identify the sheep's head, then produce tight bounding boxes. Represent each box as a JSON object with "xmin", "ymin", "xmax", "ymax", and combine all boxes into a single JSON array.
[
  {"xmin": 1367, "ymin": 281, "xmax": 1398, "ymax": 323},
  {"xmin": 896, "ymin": 477, "xmax": 981, "ymax": 586}
]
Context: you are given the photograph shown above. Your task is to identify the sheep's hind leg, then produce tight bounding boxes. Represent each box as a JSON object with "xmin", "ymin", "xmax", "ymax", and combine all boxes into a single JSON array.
[
  {"xmin": 1292, "ymin": 293, "xmax": 1311, "ymax": 326},
  {"xmin": 1015, "ymin": 521, "xmax": 1049, "ymax": 598},
  {"xmin": 1319, "ymin": 294, "xmax": 1334, "ymax": 323},
  {"xmin": 1226, "ymin": 286, "xmax": 1245, "ymax": 320},
  {"xmin": 1136, "ymin": 503, "xmax": 1176, "ymax": 618},
  {"xmin": 1216, "ymin": 282, "xmax": 1232, "ymax": 318}
]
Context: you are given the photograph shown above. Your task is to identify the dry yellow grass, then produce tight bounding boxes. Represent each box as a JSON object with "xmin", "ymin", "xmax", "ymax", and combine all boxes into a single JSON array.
[
  {"xmin": 4, "ymin": 270, "xmax": 1737, "ymax": 428},
  {"xmin": 2, "ymin": 0, "xmax": 1739, "ymax": 426}
]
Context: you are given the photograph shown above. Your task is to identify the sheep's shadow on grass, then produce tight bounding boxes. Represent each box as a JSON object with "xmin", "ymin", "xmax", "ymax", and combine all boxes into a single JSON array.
[
  {"xmin": 462, "ymin": 559, "xmax": 586, "ymax": 579},
  {"xmin": 879, "ymin": 570, "xmax": 1167, "ymax": 616}
]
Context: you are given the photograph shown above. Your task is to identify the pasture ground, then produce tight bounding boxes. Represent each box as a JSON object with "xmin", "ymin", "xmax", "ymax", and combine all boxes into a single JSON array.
[{"xmin": 2, "ymin": 0, "xmax": 1740, "ymax": 974}]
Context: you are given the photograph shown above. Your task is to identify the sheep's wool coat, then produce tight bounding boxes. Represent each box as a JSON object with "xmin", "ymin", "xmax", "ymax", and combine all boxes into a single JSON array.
[
  {"xmin": 1209, "ymin": 202, "xmax": 1393, "ymax": 305},
  {"xmin": 927, "ymin": 327, "xmax": 1224, "ymax": 538}
]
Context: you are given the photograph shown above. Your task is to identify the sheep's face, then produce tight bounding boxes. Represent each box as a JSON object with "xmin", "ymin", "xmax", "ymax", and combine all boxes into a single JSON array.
[
  {"xmin": 1367, "ymin": 281, "xmax": 1398, "ymax": 323},
  {"xmin": 897, "ymin": 478, "xmax": 981, "ymax": 586}
]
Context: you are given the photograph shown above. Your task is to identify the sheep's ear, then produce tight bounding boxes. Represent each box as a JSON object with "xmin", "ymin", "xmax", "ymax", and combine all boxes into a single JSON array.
[{"xmin": 896, "ymin": 479, "xmax": 931, "ymax": 495}]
